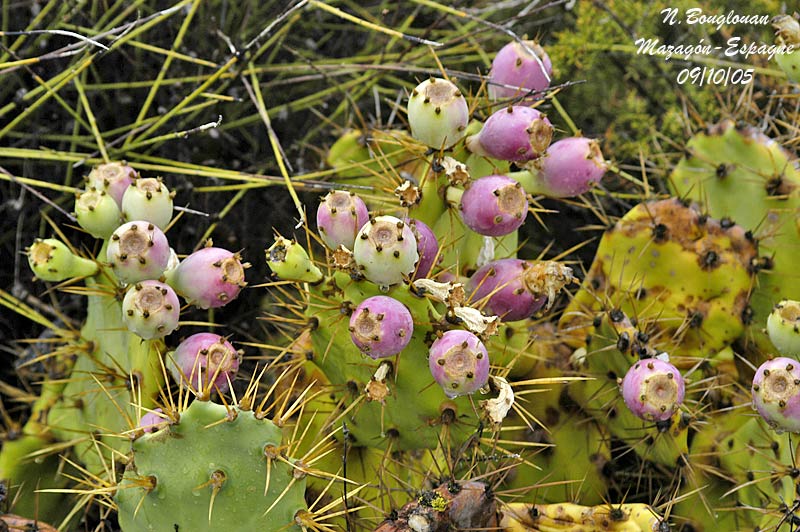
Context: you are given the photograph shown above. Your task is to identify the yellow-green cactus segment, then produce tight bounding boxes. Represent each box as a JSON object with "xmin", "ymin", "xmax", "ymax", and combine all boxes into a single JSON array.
[
  {"xmin": 669, "ymin": 121, "xmax": 800, "ymax": 356},
  {"xmin": 45, "ymin": 243, "xmax": 164, "ymax": 475},
  {"xmin": 504, "ymin": 413, "xmax": 611, "ymax": 505},
  {"xmin": 672, "ymin": 405, "xmax": 796, "ymax": 531},
  {"xmin": 327, "ymin": 129, "xmax": 421, "ymax": 185},
  {"xmin": 0, "ymin": 434, "xmax": 73, "ymax": 525},
  {"xmin": 116, "ymin": 400, "xmax": 306, "ymax": 531},
  {"xmin": 673, "ymin": 408, "xmax": 785, "ymax": 531},
  {"xmin": 719, "ymin": 416, "xmax": 795, "ymax": 514},
  {"xmin": 500, "ymin": 323, "xmax": 610, "ymax": 505},
  {"xmin": 307, "ymin": 273, "xmax": 485, "ymax": 451},
  {"xmin": 560, "ymin": 198, "xmax": 757, "ymax": 368},
  {"xmin": 432, "ymin": 206, "xmax": 519, "ymax": 278},
  {"xmin": 284, "ymin": 359, "xmax": 440, "ymax": 528}
]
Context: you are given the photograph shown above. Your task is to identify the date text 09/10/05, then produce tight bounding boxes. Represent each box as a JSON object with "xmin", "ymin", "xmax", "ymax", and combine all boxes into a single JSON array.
[{"xmin": 677, "ymin": 67, "xmax": 754, "ymax": 87}]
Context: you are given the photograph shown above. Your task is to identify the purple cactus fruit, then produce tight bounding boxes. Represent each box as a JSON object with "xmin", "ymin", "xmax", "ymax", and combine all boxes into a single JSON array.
[
  {"xmin": 107, "ymin": 221, "xmax": 171, "ymax": 284},
  {"xmin": 316, "ymin": 190, "xmax": 369, "ymax": 250},
  {"xmin": 349, "ymin": 296, "xmax": 413, "ymax": 359},
  {"xmin": 138, "ymin": 408, "xmax": 167, "ymax": 434},
  {"xmin": 407, "ymin": 78, "xmax": 469, "ymax": 149},
  {"xmin": 467, "ymin": 259, "xmax": 546, "ymax": 321},
  {"xmin": 121, "ymin": 177, "xmax": 174, "ymax": 230},
  {"xmin": 122, "ymin": 280, "xmax": 180, "ymax": 340},
  {"xmin": 460, "ymin": 175, "xmax": 528, "ymax": 237},
  {"xmin": 466, "ymin": 106, "xmax": 553, "ymax": 162},
  {"xmin": 166, "ymin": 247, "xmax": 247, "ymax": 309},
  {"xmin": 353, "ymin": 215, "xmax": 419, "ymax": 287},
  {"xmin": 429, "ymin": 330, "xmax": 490, "ymax": 398},
  {"xmin": 86, "ymin": 162, "xmax": 137, "ymax": 207},
  {"xmin": 621, "ymin": 358, "xmax": 685, "ymax": 422},
  {"xmin": 408, "ymin": 218, "xmax": 439, "ymax": 280},
  {"xmin": 75, "ymin": 187, "xmax": 122, "ymax": 239},
  {"xmin": 752, "ymin": 357, "xmax": 800, "ymax": 433},
  {"xmin": 535, "ymin": 137, "xmax": 608, "ymax": 197},
  {"xmin": 488, "ymin": 40, "xmax": 552, "ymax": 101},
  {"xmin": 168, "ymin": 333, "xmax": 241, "ymax": 394}
]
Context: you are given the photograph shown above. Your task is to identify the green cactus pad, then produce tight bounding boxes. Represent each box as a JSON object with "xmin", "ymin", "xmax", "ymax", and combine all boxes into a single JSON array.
[
  {"xmin": 669, "ymin": 121, "xmax": 800, "ymax": 357},
  {"xmin": 116, "ymin": 400, "xmax": 306, "ymax": 531},
  {"xmin": 307, "ymin": 273, "xmax": 488, "ymax": 451}
]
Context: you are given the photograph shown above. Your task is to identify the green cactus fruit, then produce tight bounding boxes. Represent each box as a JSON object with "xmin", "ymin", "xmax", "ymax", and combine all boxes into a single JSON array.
[
  {"xmin": 267, "ymin": 235, "xmax": 323, "ymax": 283},
  {"xmin": 121, "ymin": 177, "xmax": 174, "ymax": 230},
  {"xmin": 560, "ymin": 198, "xmax": 758, "ymax": 368},
  {"xmin": 407, "ymin": 78, "xmax": 469, "ymax": 150},
  {"xmin": 74, "ymin": 187, "xmax": 122, "ymax": 239},
  {"xmin": 669, "ymin": 121, "xmax": 800, "ymax": 357},
  {"xmin": 774, "ymin": 15, "xmax": 800, "ymax": 83},
  {"xmin": 27, "ymin": 238, "xmax": 98, "ymax": 281},
  {"xmin": 115, "ymin": 400, "xmax": 307, "ymax": 531},
  {"xmin": 767, "ymin": 300, "xmax": 800, "ymax": 356},
  {"xmin": 353, "ymin": 216, "xmax": 419, "ymax": 287},
  {"xmin": 122, "ymin": 280, "xmax": 180, "ymax": 340}
]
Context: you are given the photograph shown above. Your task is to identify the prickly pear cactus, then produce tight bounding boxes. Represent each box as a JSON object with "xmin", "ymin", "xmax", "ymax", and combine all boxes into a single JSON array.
[{"xmin": 115, "ymin": 400, "xmax": 307, "ymax": 531}]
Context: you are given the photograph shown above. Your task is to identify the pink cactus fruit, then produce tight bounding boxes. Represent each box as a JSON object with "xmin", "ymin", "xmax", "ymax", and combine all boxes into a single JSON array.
[
  {"xmin": 166, "ymin": 247, "xmax": 247, "ymax": 309},
  {"xmin": 428, "ymin": 330, "xmax": 490, "ymax": 398},
  {"xmin": 122, "ymin": 280, "xmax": 180, "ymax": 340},
  {"xmin": 316, "ymin": 190, "xmax": 369, "ymax": 250},
  {"xmin": 466, "ymin": 106, "xmax": 553, "ymax": 162},
  {"xmin": 138, "ymin": 408, "xmax": 167, "ymax": 434},
  {"xmin": 621, "ymin": 358, "xmax": 685, "ymax": 422},
  {"xmin": 467, "ymin": 259, "xmax": 546, "ymax": 322},
  {"xmin": 169, "ymin": 333, "xmax": 241, "ymax": 394},
  {"xmin": 536, "ymin": 137, "xmax": 608, "ymax": 197},
  {"xmin": 353, "ymin": 215, "xmax": 419, "ymax": 287},
  {"xmin": 349, "ymin": 296, "xmax": 414, "ymax": 359},
  {"xmin": 752, "ymin": 357, "xmax": 800, "ymax": 433},
  {"xmin": 86, "ymin": 162, "xmax": 137, "ymax": 207},
  {"xmin": 408, "ymin": 218, "xmax": 439, "ymax": 280},
  {"xmin": 488, "ymin": 40, "xmax": 552, "ymax": 101},
  {"xmin": 460, "ymin": 175, "xmax": 528, "ymax": 237},
  {"xmin": 106, "ymin": 221, "xmax": 171, "ymax": 284}
]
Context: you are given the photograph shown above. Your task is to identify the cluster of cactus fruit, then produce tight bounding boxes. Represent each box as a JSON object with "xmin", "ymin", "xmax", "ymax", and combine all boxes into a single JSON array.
[{"xmin": 6, "ymin": 27, "xmax": 800, "ymax": 532}]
